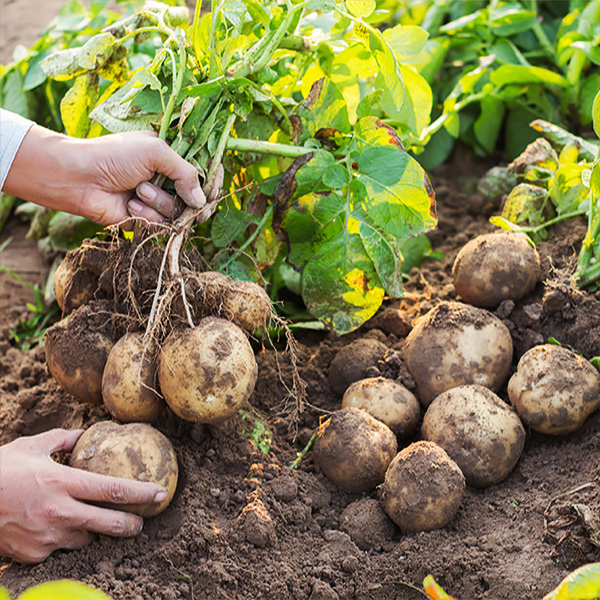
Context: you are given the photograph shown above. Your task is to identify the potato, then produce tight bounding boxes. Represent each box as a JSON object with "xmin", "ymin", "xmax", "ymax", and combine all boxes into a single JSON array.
[
  {"xmin": 380, "ymin": 441, "xmax": 465, "ymax": 532},
  {"xmin": 328, "ymin": 338, "xmax": 389, "ymax": 396},
  {"xmin": 70, "ymin": 421, "xmax": 178, "ymax": 517},
  {"xmin": 45, "ymin": 304, "xmax": 114, "ymax": 404},
  {"xmin": 102, "ymin": 332, "xmax": 165, "ymax": 423},
  {"xmin": 313, "ymin": 407, "xmax": 397, "ymax": 492},
  {"xmin": 341, "ymin": 377, "xmax": 420, "ymax": 438},
  {"xmin": 453, "ymin": 231, "xmax": 541, "ymax": 308},
  {"xmin": 403, "ymin": 302, "xmax": 513, "ymax": 407},
  {"xmin": 508, "ymin": 344, "xmax": 600, "ymax": 435},
  {"xmin": 158, "ymin": 316, "xmax": 257, "ymax": 423},
  {"xmin": 53, "ymin": 253, "xmax": 97, "ymax": 314},
  {"xmin": 222, "ymin": 280, "xmax": 272, "ymax": 332},
  {"xmin": 422, "ymin": 385, "xmax": 526, "ymax": 487}
]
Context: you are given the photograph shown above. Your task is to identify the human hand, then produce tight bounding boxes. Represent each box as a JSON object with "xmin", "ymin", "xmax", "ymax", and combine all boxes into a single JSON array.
[
  {"xmin": 0, "ymin": 429, "xmax": 167, "ymax": 563},
  {"xmin": 3, "ymin": 126, "xmax": 222, "ymax": 228}
]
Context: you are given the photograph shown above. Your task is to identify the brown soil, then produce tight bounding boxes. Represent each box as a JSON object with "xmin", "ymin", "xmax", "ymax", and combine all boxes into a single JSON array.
[{"xmin": 1, "ymin": 4, "xmax": 600, "ymax": 599}]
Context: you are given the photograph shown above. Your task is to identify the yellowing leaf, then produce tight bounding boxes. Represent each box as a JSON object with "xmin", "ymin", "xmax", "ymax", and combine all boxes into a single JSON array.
[
  {"xmin": 60, "ymin": 73, "xmax": 99, "ymax": 138},
  {"xmin": 423, "ymin": 575, "xmax": 457, "ymax": 600},
  {"xmin": 346, "ymin": 0, "xmax": 376, "ymax": 18},
  {"xmin": 17, "ymin": 580, "xmax": 111, "ymax": 600},
  {"xmin": 501, "ymin": 183, "xmax": 547, "ymax": 223},
  {"xmin": 0, "ymin": 586, "xmax": 12, "ymax": 600},
  {"xmin": 543, "ymin": 563, "xmax": 600, "ymax": 600}
]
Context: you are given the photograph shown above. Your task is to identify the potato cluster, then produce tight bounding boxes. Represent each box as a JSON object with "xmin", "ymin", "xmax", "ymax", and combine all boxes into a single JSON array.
[{"xmin": 313, "ymin": 231, "xmax": 600, "ymax": 535}]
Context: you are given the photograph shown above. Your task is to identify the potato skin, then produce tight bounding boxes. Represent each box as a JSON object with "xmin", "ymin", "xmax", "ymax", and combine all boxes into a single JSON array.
[
  {"xmin": 102, "ymin": 332, "xmax": 165, "ymax": 423},
  {"xmin": 158, "ymin": 317, "xmax": 258, "ymax": 423},
  {"xmin": 45, "ymin": 306, "xmax": 114, "ymax": 404},
  {"xmin": 422, "ymin": 385, "xmax": 526, "ymax": 487},
  {"xmin": 452, "ymin": 231, "xmax": 541, "ymax": 308},
  {"xmin": 380, "ymin": 441, "xmax": 465, "ymax": 532},
  {"xmin": 342, "ymin": 377, "xmax": 420, "ymax": 438},
  {"xmin": 328, "ymin": 338, "xmax": 389, "ymax": 396},
  {"xmin": 508, "ymin": 344, "xmax": 600, "ymax": 435},
  {"xmin": 403, "ymin": 302, "xmax": 513, "ymax": 407},
  {"xmin": 69, "ymin": 421, "xmax": 178, "ymax": 517},
  {"xmin": 313, "ymin": 408, "xmax": 397, "ymax": 492},
  {"xmin": 222, "ymin": 280, "xmax": 272, "ymax": 333},
  {"xmin": 53, "ymin": 255, "xmax": 97, "ymax": 314}
]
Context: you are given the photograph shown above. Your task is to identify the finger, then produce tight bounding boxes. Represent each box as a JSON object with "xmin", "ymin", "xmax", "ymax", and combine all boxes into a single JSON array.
[
  {"xmin": 146, "ymin": 140, "xmax": 206, "ymax": 209},
  {"xmin": 24, "ymin": 428, "xmax": 84, "ymax": 456},
  {"xmin": 127, "ymin": 199, "xmax": 170, "ymax": 224},
  {"xmin": 61, "ymin": 529, "xmax": 96, "ymax": 551},
  {"xmin": 136, "ymin": 182, "xmax": 178, "ymax": 219},
  {"xmin": 68, "ymin": 502, "xmax": 145, "ymax": 538},
  {"xmin": 60, "ymin": 465, "xmax": 167, "ymax": 506},
  {"xmin": 196, "ymin": 202, "xmax": 218, "ymax": 225}
]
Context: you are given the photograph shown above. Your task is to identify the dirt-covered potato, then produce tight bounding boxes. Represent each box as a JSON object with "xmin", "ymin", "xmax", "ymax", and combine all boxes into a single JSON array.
[
  {"xmin": 341, "ymin": 377, "xmax": 420, "ymax": 438},
  {"xmin": 508, "ymin": 344, "xmax": 600, "ymax": 435},
  {"xmin": 45, "ymin": 304, "xmax": 115, "ymax": 404},
  {"xmin": 70, "ymin": 421, "xmax": 178, "ymax": 517},
  {"xmin": 452, "ymin": 231, "xmax": 541, "ymax": 308},
  {"xmin": 102, "ymin": 332, "xmax": 165, "ymax": 423},
  {"xmin": 222, "ymin": 279, "xmax": 272, "ymax": 332},
  {"xmin": 328, "ymin": 338, "xmax": 389, "ymax": 396},
  {"xmin": 380, "ymin": 441, "xmax": 465, "ymax": 532},
  {"xmin": 403, "ymin": 302, "xmax": 513, "ymax": 407},
  {"xmin": 53, "ymin": 253, "xmax": 97, "ymax": 314},
  {"xmin": 158, "ymin": 316, "xmax": 258, "ymax": 423},
  {"xmin": 313, "ymin": 408, "xmax": 397, "ymax": 492},
  {"xmin": 422, "ymin": 385, "xmax": 526, "ymax": 487}
]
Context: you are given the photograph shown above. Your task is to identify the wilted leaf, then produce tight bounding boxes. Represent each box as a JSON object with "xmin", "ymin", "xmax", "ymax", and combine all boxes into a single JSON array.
[
  {"xmin": 60, "ymin": 73, "xmax": 98, "ymax": 137},
  {"xmin": 508, "ymin": 138, "xmax": 559, "ymax": 174},
  {"xmin": 40, "ymin": 48, "xmax": 86, "ymax": 81},
  {"xmin": 423, "ymin": 574, "xmax": 457, "ymax": 600},
  {"xmin": 542, "ymin": 563, "xmax": 600, "ymax": 600},
  {"xmin": 501, "ymin": 183, "xmax": 547, "ymax": 224},
  {"xmin": 48, "ymin": 213, "xmax": 100, "ymax": 252},
  {"xmin": 549, "ymin": 163, "xmax": 588, "ymax": 214},
  {"xmin": 478, "ymin": 166, "xmax": 518, "ymax": 199},
  {"xmin": 530, "ymin": 120, "xmax": 599, "ymax": 162}
]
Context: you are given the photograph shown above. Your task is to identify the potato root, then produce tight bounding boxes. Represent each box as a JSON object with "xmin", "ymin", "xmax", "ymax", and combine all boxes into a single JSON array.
[
  {"xmin": 158, "ymin": 316, "xmax": 257, "ymax": 423},
  {"xmin": 403, "ymin": 302, "xmax": 513, "ymax": 407},
  {"xmin": 102, "ymin": 332, "xmax": 165, "ymax": 423},
  {"xmin": 341, "ymin": 377, "xmax": 420, "ymax": 438},
  {"xmin": 452, "ymin": 231, "xmax": 541, "ymax": 308},
  {"xmin": 313, "ymin": 407, "xmax": 397, "ymax": 492},
  {"xmin": 380, "ymin": 441, "xmax": 465, "ymax": 532},
  {"xmin": 70, "ymin": 421, "xmax": 178, "ymax": 517},
  {"xmin": 508, "ymin": 344, "xmax": 600, "ymax": 435},
  {"xmin": 422, "ymin": 385, "xmax": 526, "ymax": 487}
]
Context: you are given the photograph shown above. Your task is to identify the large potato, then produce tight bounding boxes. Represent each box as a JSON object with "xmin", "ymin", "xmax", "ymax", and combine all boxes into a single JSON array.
[
  {"xmin": 508, "ymin": 344, "xmax": 600, "ymax": 435},
  {"xmin": 380, "ymin": 441, "xmax": 465, "ymax": 532},
  {"xmin": 342, "ymin": 377, "xmax": 420, "ymax": 439},
  {"xmin": 158, "ymin": 317, "xmax": 257, "ymax": 423},
  {"xmin": 328, "ymin": 338, "xmax": 389, "ymax": 396},
  {"xmin": 403, "ymin": 302, "xmax": 513, "ymax": 407},
  {"xmin": 45, "ymin": 304, "xmax": 114, "ymax": 404},
  {"xmin": 422, "ymin": 385, "xmax": 526, "ymax": 487},
  {"xmin": 313, "ymin": 408, "xmax": 397, "ymax": 492},
  {"xmin": 102, "ymin": 332, "xmax": 165, "ymax": 423},
  {"xmin": 452, "ymin": 231, "xmax": 541, "ymax": 308},
  {"xmin": 70, "ymin": 421, "xmax": 178, "ymax": 517}
]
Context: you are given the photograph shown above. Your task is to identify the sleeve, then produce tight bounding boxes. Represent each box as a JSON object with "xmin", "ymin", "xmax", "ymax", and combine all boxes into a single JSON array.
[{"xmin": 0, "ymin": 108, "xmax": 34, "ymax": 191}]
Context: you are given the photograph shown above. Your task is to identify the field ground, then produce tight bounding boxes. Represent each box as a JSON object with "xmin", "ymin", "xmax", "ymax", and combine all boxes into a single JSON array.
[{"xmin": 1, "ymin": 2, "xmax": 599, "ymax": 599}]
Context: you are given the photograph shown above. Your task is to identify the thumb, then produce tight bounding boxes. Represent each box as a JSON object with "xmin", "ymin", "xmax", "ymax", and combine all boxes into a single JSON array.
[{"xmin": 30, "ymin": 428, "xmax": 84, "ymax": 455}]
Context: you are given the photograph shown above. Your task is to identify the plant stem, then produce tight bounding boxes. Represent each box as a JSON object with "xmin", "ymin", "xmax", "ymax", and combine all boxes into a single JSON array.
[
  {"xmin": 226, "ymin": 137, "xmax": 313, "ymax": 157},
  {"xmin": 290, "ymin": 430, "xmax": 316, "ymax": 469},
  {"xmin": 159, "ymin": 32, "xmax": 187, "ymax": 140},
  {"xmin": 223, "ymin": 205, "xmax": 273, "ymax": 270}
]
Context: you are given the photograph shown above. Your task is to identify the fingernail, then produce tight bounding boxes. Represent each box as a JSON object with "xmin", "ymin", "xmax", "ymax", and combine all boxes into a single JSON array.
[
  {"xmin": 154, "ymin": 489, "xmax": 168, "ymax": 503},
  {"xmin": 128, "ymin": 200, "xmax": 144, "ymax": 216},
  {"xmin": 190, "ymin": 186, "xmax": 206, "ymax": 209},
  {"xmin": 137, "ymin": 182, "xmax": 156, "ymax": 201}
]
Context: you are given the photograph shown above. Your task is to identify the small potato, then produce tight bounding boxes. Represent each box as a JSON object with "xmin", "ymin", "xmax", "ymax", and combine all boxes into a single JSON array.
[
  {"xmin": 380, "ymin": 441, "xmax": 465, "ymax": 532},
  {"xmin": 342, "ymin": 377, "xmax": 420, "ymax": 438},
  {"xmin": 328, "ymin": 338, "xmax": 389, "ymax": 396},
  {"xmin": 102, "ymin": 332, "xmax": 165, "ymax": 423},
  {"xmin": 422, "ymin": 385, "xmax": 526, "ymax": 487},
  {"xmin": 453, "ymin": 231, "xmax": 541, "ymax": 308},
  {"xmin": 70, "ymin": 421, "xmax": 178, "ymax": 517},
  {"xmin": 45, "ymin": 304, "xmax": 114, "ymax": 404},
  {"xmin": 313, "ymin": 407, "xmax": 397, "ymax": 492},
  {"xmin": 403, "ymin": 302, "xmax": 513, "ymax": 407},
  {"xmin": 158, "ymin": 317, "xmax": 257, "ymax": 423},
  {"xmin": 222, "ymin": 279, "xmax": 273, "ymax": 332},
  {"xmin": 53, "ymin": 253, "xmax": 97, "ymax": 314},
  {"xmin": 508, "ymin": 344, "xmax": 600, "ymax": 435}
]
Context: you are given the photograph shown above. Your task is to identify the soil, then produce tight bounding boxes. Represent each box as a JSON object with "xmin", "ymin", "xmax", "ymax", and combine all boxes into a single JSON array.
[{"xmin": 1, "ymin": 3, "xmax": 600, "ymax": 600}]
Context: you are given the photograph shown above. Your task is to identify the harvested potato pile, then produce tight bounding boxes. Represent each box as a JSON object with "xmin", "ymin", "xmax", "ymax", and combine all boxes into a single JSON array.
[
  {"xmin": 70, "ymin": 421, "xmax": 178, "ymax": 517},
  {"xmin": 422, "ymin": 385, "xmax": 526, "ymax": 487},
  {"xmin": 403, "ymin": 301, "xmax": 513, "ymax": 407},
  {"xmin": 313, "ymin": 408, "xmax": 397, "ymax": 492},
  {"xmin": 452, "ymin": 231, "xmax": 541, "ymax": 308},
  {"xmin": 508, "ymin": 344, "xmax": 600, "ymax": 435}
]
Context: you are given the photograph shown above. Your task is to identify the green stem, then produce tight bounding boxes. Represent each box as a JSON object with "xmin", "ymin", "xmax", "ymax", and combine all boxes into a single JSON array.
[
  {"xmin": 226, "ymin": 137, "xmax": 313, "ymax": 157},
  {"xmin": 520, "ymin": 209, "xmax": 587, "ymax": 235},
  {"xmin": 159, "ymin": 32, "xmax": 187, "ymax": 141},
  {"xmin": 223, "ymin": 205, "xmax": 273, "ymax": 270},
  {"xmin": 290, "ymin": 430, "xmax": 317, "ymax": 470},
  {"xmin": 207, "ymin": 111, "xmax": 236, "ymax": 189},
  {"xmin": 575, "ymin": 260, "xmax": 600, "ymax": 288}
]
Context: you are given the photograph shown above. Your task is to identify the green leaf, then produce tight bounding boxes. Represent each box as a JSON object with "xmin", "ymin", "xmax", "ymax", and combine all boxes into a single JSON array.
[
  {"xmin": 474, "ymin": 96, "xmax": 505, "ymax": 154},
  {"xmin": 549, "ymin": 164, "xmax": 589, "ymax": 214},
  {"xmin": 322, "ymin": 165, "xmax": 350, "ymax": 189},
  {"xmin": 48, "ymin": 213, "xmax": 100, "ymax": 252},
  {"xmin": 211, "ymin": 204, "xmax": 257, "ymax": 247},
  {"xmin": 383, "ymin": 25, "xmax": 429, "ymax": 59},
  {"xmin": 222, "ymin": 0, "xmax": 251, "ymax": 32},
  {"xmin": 356, "ymin": 89, "xmax": 383, "ymax": 119},
  {"xmin": 17, "ymin": 580, "xmax": 111, "ymax": 600},
  {"xmin": 490, "ymin": 65, "xmax": 568, "ymax": 87},
  {"xmin": 542, "ymin": 563, "xmax": 600, "ymax": 600},
  {"xmin": 368, "ymin": 27, "xmax": 404, "ymax": 111},
  {"xmin": 490, "ymin": 5, "xmax": 537, "ymax": 36},
  {"xmin": 307, "ymin": 0, "xmax": 336, "ymax": 10},
  {"xmin": 590, "ymin": 163, "xmax": 600, "ymax": 198},
  {"xmin": 593, "ymin": 90, "xmax": 600, "ymax": 139},
  {"xmin": 591, "ymin": 357, "xmax": 600, "ymax": 373}
]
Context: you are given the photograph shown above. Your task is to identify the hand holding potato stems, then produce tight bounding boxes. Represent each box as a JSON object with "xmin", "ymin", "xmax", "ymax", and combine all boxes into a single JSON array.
[{"xmin": 0, "ymin": 429, "xmax": 168, "ymax": 564}]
